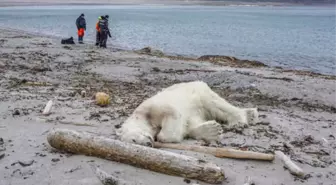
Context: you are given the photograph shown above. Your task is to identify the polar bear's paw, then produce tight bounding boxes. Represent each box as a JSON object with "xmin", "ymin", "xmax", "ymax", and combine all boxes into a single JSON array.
[
  {"xmin": 189, "ymin": 120, "xmax": 223, "ymax": 142},
  {"xmin": 226, "ymin": 108, "xmax": 259, "ymax": 129},
  {"xmin": 227, "ymin": 120, "xmax": 248, "ymax": 130},
  {"xmin": 244, "ymin": 108, "xmax": 259, "ymax": 125}
]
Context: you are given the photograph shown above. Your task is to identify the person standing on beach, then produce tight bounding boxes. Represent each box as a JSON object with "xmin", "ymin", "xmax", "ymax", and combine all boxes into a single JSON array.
[
  {"xmin": 95, "ymin": 15, "xmax": 104, "ymax": 46},
  {"xmin": 76, "ymin": 13, "xmax": 86, "ymax": 44},
  {"xmin": 98, "ymin": 15, "xmax": 111, "ymax": 48}
]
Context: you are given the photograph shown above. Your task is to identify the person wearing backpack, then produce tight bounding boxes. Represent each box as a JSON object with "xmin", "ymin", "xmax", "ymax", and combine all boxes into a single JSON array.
[
  {"xmin": 95, "ymin": 15, "xmax": 104, "ymax": 46},
  {"xmin": 98, "ymin": 15, "xmax": 112, "ymax": 48}
]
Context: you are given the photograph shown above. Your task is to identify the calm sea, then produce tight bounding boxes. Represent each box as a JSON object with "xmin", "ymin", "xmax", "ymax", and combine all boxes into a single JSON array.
[{"xmin": 0, "ymin": 5, "xmax": 335, "ymax": 74}]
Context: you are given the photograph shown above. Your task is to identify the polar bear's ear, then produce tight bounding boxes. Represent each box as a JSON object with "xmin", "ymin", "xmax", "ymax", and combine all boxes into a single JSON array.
[
  {"xmin": 145, "ymin": 112, "xmax": 152, "ymax": 120},
  {"xmin": 135, "ymin": 109, "xmax": 151, "ymax": 120}
]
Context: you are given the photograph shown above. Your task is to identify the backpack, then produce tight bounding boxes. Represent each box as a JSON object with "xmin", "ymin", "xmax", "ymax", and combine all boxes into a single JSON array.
[{"xmin": 61, "ymin": 37, "xmax": 75, "ymax": 44}]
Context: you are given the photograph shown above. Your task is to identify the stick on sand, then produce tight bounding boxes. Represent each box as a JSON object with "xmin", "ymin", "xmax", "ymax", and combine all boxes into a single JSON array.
[
  {"xmin": 275, "ymin": 151, "xmax": 304, "ymax": 176},
  {"xmin": 42, "ymin": 100, "xmax": 53, "ymax": 115},
  {"xmin": 47, "ymin": 129, "xmax": 225, "ymax": 184},
  {"xmin": 154, "ymin": 142, "xmax": 275, "ymax": 161}
]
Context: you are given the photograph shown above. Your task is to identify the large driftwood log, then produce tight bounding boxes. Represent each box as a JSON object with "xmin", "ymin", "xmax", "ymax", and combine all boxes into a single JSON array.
[
  {"xmin": 47, "ymin": 129, "xmax": 225, "ymax": 184},
  {"xmin": 154, "ymin": 142, "xmax": 275, "ymax": 161}
]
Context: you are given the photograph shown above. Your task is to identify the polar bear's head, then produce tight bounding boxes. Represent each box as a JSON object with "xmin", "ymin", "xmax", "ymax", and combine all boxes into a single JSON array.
[
  {"xmin": 116, "ymin": 114, "xmax": 155, "ymax": 147},
  {"xmin": 117, "ymin": 129, "xmax": 154, "ymax": 147}
]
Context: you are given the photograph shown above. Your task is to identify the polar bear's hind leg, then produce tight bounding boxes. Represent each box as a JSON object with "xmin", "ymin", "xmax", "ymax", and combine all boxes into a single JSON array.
[
  {"xmin": 204, "ymin": 90, "xmax": 258, "ymax": 127},
  {"xmin": 203, "ymin": 90, "xmax": 248, "ymax": 127}
]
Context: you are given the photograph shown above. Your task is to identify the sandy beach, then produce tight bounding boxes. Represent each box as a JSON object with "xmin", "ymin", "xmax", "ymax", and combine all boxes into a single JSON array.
[{"xmin": 0, "ymin": 28, "xmax": 335, "ymax": 185}]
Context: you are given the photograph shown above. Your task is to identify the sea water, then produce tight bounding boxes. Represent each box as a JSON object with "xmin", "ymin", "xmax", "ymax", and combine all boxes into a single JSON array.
[{"xmin": 0, "ymin": 5, "xmax": 335, "ymax": 74}]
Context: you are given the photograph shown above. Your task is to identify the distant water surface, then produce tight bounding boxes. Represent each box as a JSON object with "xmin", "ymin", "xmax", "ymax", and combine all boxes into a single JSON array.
[{"xmin": 0, "ymin": 5, "xmax": 335, "ymax": 74}]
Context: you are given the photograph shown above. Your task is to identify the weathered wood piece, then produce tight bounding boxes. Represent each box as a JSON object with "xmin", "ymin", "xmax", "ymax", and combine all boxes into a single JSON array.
[
  {"xmin": 154, "ymin": 142, "xmax": 274, "ymax": 161},
  {"xmin": 275, "ymin": 151, "xmax": 304, "ymax": 176},
  {"xmin": 42, "ymin": 100, "xmax": 53, "ymax": 115},
  {"xmin": 47, "ymin": 129, "xmax": 225, "ymax": 184}
]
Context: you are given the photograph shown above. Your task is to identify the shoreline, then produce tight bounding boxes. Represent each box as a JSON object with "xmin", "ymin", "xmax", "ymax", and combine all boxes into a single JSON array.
[
  {"xmin": 0, "ymin": 27, "xmax": 335, "ymax": 185},
  {"xmin": 0, "ymin": 1, "xmax": 334, "ymax": 7},
  {"xmin": 2, "ymin": 26, "xmax": 335, "ymax": 78}
]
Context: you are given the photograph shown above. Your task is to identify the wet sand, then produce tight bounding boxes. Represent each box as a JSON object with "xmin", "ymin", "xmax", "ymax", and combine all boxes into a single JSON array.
[{"xmin": 0, "ymin": 28, "xmax": 335, "ymax": 185}]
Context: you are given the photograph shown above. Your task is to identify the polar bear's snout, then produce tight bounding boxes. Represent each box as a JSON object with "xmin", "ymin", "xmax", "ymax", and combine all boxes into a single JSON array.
[
  {"xmin": 143, "ymin": 135, "xmax": 154, "ymax": 147},
  {"xmin": 118, "ymin": 129, "xmax": 155, "ymax": 147}
]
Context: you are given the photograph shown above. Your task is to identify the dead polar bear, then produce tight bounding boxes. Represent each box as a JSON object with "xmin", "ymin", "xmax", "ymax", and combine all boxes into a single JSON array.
[{"xmin": 117, "ymin": 81, "xmax": 259, "ymax": 147}]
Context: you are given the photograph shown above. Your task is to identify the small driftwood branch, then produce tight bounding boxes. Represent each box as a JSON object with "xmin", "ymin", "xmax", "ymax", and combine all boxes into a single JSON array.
[
  {"xmin": 24, "ymin": 81, "xmax": 53, "ymax": 86},
  {"xmin": 42, "ymin": 100, "xmax": 53, "ymax": 115},
  {"xmin": 36, "ymin": 117, "xmax": 96, "ymax": 127},
  {"xmin": 58, "ymin": 120, "xmax": 96, "ymax": 127},
  {"xmin": 47, "ymin": 129, "xmax": 225, "ymax": 184},
  {"xmin": 154, "ymin": 142, "xmax": 274, "ymax": 161},
  {"xmin": 275, "ymin": 151, "xmax": 304, "ymax": 176},
  {"xmin": 89, "ymin": 164, "xmax": 133, "ymax": 185}
]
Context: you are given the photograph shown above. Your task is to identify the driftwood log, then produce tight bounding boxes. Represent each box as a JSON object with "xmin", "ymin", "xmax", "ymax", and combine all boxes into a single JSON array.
[
  {"xmin": 47, "ymin": 129, "xmax": 225, "ymax": 184},
  {"xmin": 154, "ymin": 142, "xmax": 275, "ymax": 161}
]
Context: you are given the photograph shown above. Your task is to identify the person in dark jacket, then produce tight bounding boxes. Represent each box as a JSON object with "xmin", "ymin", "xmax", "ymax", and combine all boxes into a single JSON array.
[
  {"xmin": 76, "ymin": 13, "xmax": 86, "ymax": 44},
  {"xmin": 98, "ymin": 15, "xmax": 111, "ymax": 48},
  {"xmin": 95, "ymin": 15, "xmax": 104, "ymax": 46}
]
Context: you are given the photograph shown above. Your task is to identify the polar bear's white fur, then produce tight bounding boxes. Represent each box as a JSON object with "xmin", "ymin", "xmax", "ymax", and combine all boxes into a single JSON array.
[{"xmin": 116, "ymin": 81, "xmax": 259, "ymax": 147}]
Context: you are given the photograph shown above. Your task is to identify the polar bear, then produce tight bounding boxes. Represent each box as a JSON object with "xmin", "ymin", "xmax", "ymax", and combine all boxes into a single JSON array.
[{"xmin": 116, "ymin": 81, "xmax": 258, "ymax": 147}]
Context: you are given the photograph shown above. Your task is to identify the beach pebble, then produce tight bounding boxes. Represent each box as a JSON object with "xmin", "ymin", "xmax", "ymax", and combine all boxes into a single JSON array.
[
  {"xmin": 151, "ymin": 67, "xmax": 161, "ymax": 72},
  {"xmin": 68, "ymin": 91, "xmax": 76, "ymax": 97},
  {"xmin": 11, "ymin": 160, "xmax": 35, "ymax": 167},
  {"xmin": 12, "ymin": 109, "xmax": 20, "ymax": 116},
  {"xmin": 0, "ymin": 153, "xmax": 5, "ymax": 160},
  {"xmin": 316, "ymin": 173, "xmax": 323, "ymax": 178},
  {"xmin": 99, "ymin": 115, "xmax": 110, "ymax": 122},
  {"xmin": 51, "ymin": 158, "xmax": 60, "ymax": 162},
  {"xmin": 80, "ymin": 90, "xmax": 86, "ymax": 97},
  {"xmin": 183, "ymin": 178, "xmax": 191, "ymax": 183},
  {"xmin": 18, "ymin": 160, "xmax": 35, "ymax": 167}
]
